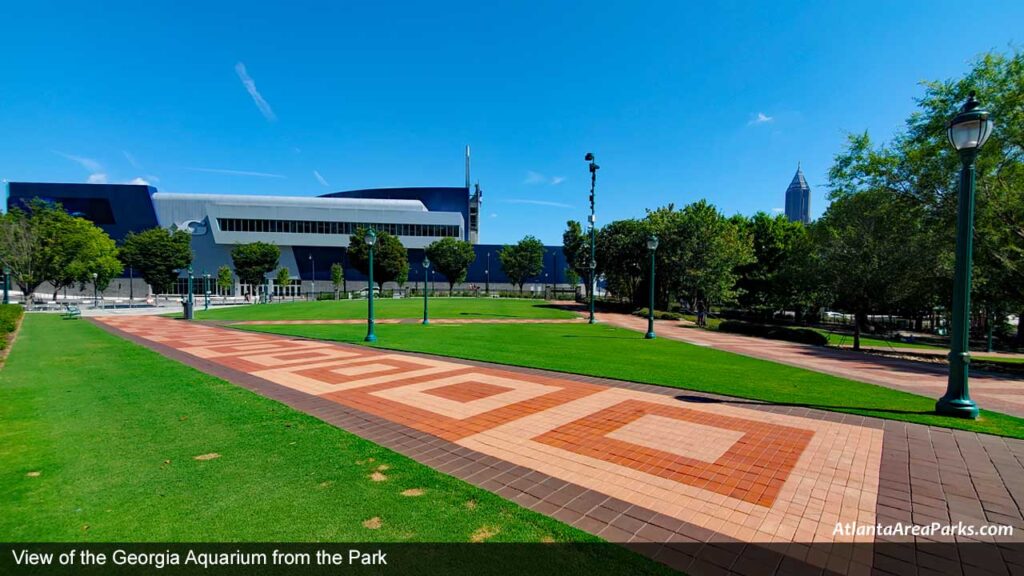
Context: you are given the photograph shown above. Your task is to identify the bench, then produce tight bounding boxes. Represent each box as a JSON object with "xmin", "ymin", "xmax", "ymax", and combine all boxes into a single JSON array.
[{"xmin": 62, "ymin": 305, "xmax": 82, "ymax": 320}]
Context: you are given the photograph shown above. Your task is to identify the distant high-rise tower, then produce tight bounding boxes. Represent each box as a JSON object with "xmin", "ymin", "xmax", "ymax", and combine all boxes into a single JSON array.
[{"xmin": 784, "ymin": 163, "xmax": 810, "ymax": 224}]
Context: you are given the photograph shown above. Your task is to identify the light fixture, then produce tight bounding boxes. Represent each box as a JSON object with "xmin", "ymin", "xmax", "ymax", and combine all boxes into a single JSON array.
[{"xmin": 947, "ymin": 91, "xmax": 993, "ymax": 152}]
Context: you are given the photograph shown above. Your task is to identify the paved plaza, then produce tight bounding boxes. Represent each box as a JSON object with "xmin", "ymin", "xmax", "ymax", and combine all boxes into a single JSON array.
[{"xmin": 94, "ymin": 316, "xmax": 1024, "ymax": 575}]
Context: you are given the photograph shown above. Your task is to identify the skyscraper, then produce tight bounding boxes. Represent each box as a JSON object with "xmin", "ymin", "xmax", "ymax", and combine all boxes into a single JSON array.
[{"xmin": 784, "ymin": 163, "xmax": 810, "ymax": 224}]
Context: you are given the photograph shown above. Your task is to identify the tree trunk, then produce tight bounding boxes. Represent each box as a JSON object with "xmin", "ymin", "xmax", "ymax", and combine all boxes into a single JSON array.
[{"xmin": 853, "ymin": 310, "xmax": 866, "ymax": 351}]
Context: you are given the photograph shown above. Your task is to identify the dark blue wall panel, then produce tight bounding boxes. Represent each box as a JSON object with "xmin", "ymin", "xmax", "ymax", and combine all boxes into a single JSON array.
[{"xmin": 6, "ymin": 182, "xmax": 159, "ymax": 241}]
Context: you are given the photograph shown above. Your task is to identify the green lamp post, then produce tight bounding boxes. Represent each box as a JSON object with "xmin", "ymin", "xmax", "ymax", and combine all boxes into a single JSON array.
[
  {"xmin": 91, "ymin": 272, "xmax": 99, "ymax": 308},
  {"xmin": 364, "ymin": 228, "xmax": 378, "ymax": 342},
  {"xmin": 422, "ymin": 257, "xmax": 431, "ymax": 325},
  {"xmin": 2, "ymin": 265, "xmax": 9, "ymax": 305},
  {"xmin": 645, "ymin": 235, "xmax": 659, "ymax": 339},
  {"xmin": 585, "ymin": 152, "xmax": 599, "ymax": 324},
  {"xmin": 936, "ymin": 91, "xmax": 994, "ymax": 420},
  {"xmin": 204, "ymin": 273, "xmax": 211, "ymax": 311}
]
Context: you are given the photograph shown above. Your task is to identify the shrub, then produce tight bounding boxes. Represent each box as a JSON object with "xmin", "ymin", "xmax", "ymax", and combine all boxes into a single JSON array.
[
  {"xmin": 718, "ymin": 320, "xmax": 828, "ymax": 346},
  {"xmin": 632, "ymin": 308, "xmax": 684, "ymax": 321}
]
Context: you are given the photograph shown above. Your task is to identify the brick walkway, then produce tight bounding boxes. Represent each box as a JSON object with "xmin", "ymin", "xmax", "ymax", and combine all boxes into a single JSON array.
[
  {"xmin": 593, "ymin": 311, "xmax": 1024, "ymax": 419},
  {"xmin": 93, "ymin": 316, "xmax": 1024, "ymax": 576}
]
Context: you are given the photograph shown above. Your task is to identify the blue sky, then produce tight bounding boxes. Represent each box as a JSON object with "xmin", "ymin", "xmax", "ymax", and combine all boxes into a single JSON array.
[{"xmin": 1, "ymin": 1, "xmax": 1021, "ymax": 244}]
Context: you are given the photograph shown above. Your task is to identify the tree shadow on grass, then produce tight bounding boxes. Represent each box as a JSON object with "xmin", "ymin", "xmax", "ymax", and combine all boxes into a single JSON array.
[
  {"xmin": 458, "ymin": 312, "xmax": 521, "ymax": 318},
  {"xmin": 560, "ymin": 334, "xmax": 641, "ymax": 341},
  {"xmin": 673, "ymin": 394, "xmax": 937, "ymax": 416}
]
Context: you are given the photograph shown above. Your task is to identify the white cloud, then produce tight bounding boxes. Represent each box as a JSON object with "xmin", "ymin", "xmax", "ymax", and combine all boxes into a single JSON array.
[
  {"xmin": 123, "ymin": 150, "xmax": 140, "ymax": 168},
  {"xmin": 126, "ymin": 177, "xmax": 151, "ymax": 185},
  {"xmin": 87, "ymin": 173, "xmax": 108, "ymax": 184},
  {"xmin": 501, "ymin": 198, "xmax": 574, "ymax": 209},
  {"xmin": 313, "ymin": 170, "xmax": 329, "ymax": 187},
  {"xmin": 54, "ymin": 151, "xmax": 103, "ymax": 173},
  {"xmin": 144, "ymin": 174, "xmax": 160, "ymax": 183},
  {"xmin": 186, "ymin": 166, "xmax": 286, "ymax": 178},
  {"xmin": 748, "ymin": 112, "xmax": 774, "ymax": 125},
  {"xmin": 772, "ymin": 207, "xmax": 784, "ymax": 213},
  {"xmin": 235, "ymin": 62, "xmax": 277, "ymax": 122},
  {"xmin": 524, "ymin": 171, "xmax": 566, "ymax": 186},
  {"xmin": 489, "ymin": 213, "xmax": 497, "ymax": 218}
]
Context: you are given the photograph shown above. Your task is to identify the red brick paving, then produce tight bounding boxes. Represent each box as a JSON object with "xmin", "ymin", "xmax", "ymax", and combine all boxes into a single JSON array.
[{"xmin": 92, "ymin": 316, "xmax": 1024, "ymax": 576}]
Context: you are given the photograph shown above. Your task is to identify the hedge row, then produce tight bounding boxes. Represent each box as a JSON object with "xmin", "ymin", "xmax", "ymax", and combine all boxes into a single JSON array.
[
  {"xmin": 632, "ymin": 308, "xmax": 685, "ymax": 321},
  {"xmin": 0, "ymin": 304, "xmax": 25, "ymax": 351},
  {"xmin": 718, "ymin": 320, "xmax": 828, "ymax": 346}
]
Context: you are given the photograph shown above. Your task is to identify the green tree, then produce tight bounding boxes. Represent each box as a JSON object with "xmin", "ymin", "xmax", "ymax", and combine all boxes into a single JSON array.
[
  {"xmin": 0, "ymin": 205, "xmax": 46, "ymax": 301},
  {"xmin": 230, "ymin": 242, "xmax": 281, "ymax": 297},
  {"xmin": 119, "ymin": 227, "xmax": 193, "ymax": 295},
  {"xmin": 499, "ymin": 236, "xmax": 545, "ymax": 294},
  {"xmin": 595, "ymin": 219, "xmax": 651, "ymax": 305},
  {"xmin": 424, "ymin": 237, "xmax": 476, "ymax": 294},
  {"xmin": 330, "ymin": 262, "xmax": 344, "ymax": 299},
  {"xmin": 562, "ymin": 220, "xmax": 594, "ymax": 298},
  {"xmin": 347, "ymin": 228, "xmax": 408, "ymax": 289},
  {"xmin": 735, "ymin": 212, "xmax": 819, "ymax": 320},
  {"xmin": 814, "ymin": 189, "xmax": 934, "ymax": 350},
  {"xmin": 216, "ymin": 265, "xmax": 233, "ymax": 299},
  {"xmin": 275, "ymin": 267, "xmax": 292, "ymax": 298}
]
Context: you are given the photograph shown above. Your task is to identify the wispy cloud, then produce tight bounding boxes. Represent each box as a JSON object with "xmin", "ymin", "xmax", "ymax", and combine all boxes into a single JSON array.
[
  {"xmin": 54, "ymin": 151, "xmax": 102, "ymax": 173},
  {"xmin": 748, "ymin": 112, "xmax": 774, "ymax": 126},
  {"xmin": 524, "ymin": 171, "xmax": 566, "ymax": 186},
  {"xmin": 123, "ymin": 150, "xmax": 140, "ymax": 168},
  {"xmin": 313, "ymin": 170, "xmax": 329, "ymax": 187},
  {"xmin": 87, "ymin": 173, "xmax": 108, "ymax": 184},
  {"xmin": 501, "ymin": 198, "xmax": 574, "ymax": 209},
  {"xmin": 772, "ymin": 207, "xmax": 784, "ymax": 213},
  {"xmin": 235, "ymin": 62, "xmax": 277, "ymax": 122},
  {"xmin": 186, "ymin": 167, "xmax": 286, "ymax": 178}
]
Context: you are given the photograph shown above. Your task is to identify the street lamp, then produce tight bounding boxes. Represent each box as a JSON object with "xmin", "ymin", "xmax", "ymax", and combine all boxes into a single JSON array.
[
  {"xmin": 645, "ymin": 235, "xmax": 659, "ymax": 339},
  {"xmin": 364, "ymin": 229, "xmax": 378, "ymax": 342},
  {"xmin": 187, "ymin": 266, "xmax": 194, "ymax": 310},
  {"xmin": 308, "ymin": 253, "xmax": 315, "ymax": 300},
  {"xmin": 422, "ymin": 258, "xmax": 431, "ymax": 325},
  {"xmin": 2, "ymin": 265, "xmax": 9, "ymax": 305},
  {"xmin": 485, "ymin": 252, "xmax": 491, "ymax": 295},
  {"xmin": 204, "ymin": 273, "xmax": 211, "ymax": 311},
  {"xmin": 936, "ymin": 91, "xmax": 993, "ymax": 420},
  {"xmin": 585, "ymin": 152, "xmax": 599, "ymax": 324},
  {"xmin": 91, "ymin": 272, "xmax": 99, "ymax": 308}
]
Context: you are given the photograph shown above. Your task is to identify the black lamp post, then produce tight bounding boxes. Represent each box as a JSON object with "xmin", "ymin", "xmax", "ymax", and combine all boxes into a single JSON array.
[
  {"xmin": 2, "ymin": 265, "xmax": 9, "ymax": 305},
  {"xmin": 485, "ymin": 252, "xmax": 490, "ymax": 295},
  {"xmin": 364, "ymin": 229, "xmax": 378, "ymax": 342},
  {"xmin": 585, "ymin": 152, "xmax": 599, "ymax": 323},
  {"xmin": 645, "ymin": 235, "xmax": 659, "ymax": 339},
  {"xmin": 936, "ymin": 91, "xmax": 994, "ymax": 420},
  {"xmin": 422, "ymin": 257, "xmax": 431, "ymax": 325}
]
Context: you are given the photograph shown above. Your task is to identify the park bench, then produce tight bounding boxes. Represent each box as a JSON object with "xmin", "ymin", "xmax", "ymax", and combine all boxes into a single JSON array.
[{"xmin": 62, "ymin": 304, "xmax": 82, "ymax": 320}]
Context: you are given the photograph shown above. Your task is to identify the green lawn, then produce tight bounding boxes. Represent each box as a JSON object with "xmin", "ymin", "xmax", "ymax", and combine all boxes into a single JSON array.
[
  {"xmin": 814, "ymin": 329, "xmax": 942, "ymax": 350},
  {"xmin": 0, "ymin": 316, "xmax": 668, "ymax": 573},
  {"xmin": 239, "ymin": 322, "xmax": 1024, "ymax": 439},
  {"xmin": 186, "ymin": 298, "xmax": 575, "ymax": 322}
]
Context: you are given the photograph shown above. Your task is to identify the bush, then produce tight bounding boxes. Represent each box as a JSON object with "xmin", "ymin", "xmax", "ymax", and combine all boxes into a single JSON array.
[
  {"xmin": 0, "ymin": 304, "xmax": 25, "ymax": 350},
  {"xmin": 718, "ymin": 320, "xmax": 828, "ymax": 346},
  {"xmin": 632, "ymin": 308, "xmax": 684, "ymax": 321}
]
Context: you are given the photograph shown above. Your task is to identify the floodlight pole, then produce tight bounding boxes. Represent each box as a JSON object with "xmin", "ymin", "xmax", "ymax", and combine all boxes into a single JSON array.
[
  {"xmin": 365, "ymin": 229, "xmax": 377, "ymax": 342},
  {"xmin": 585, "ymin": 153, "xmax": 599, "ymax": 324}
]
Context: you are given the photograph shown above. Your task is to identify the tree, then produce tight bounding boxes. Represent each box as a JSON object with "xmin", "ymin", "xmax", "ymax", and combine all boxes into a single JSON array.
[
  {"xmin": 735, "ymin": 212, "xmax": 819, "ymax": 320},
  {"xmin": 562, "ymin": 220, "xmax": 594, "ymax": 299},
  {"xmin": 499, "ymin": 236, "xmax": 545, "ymax": 294},
  {"xmin": 216, "ymin": 265, "xmax": 233, "ymax": 299},
  {"xmin": 347, "ymin": 228, "xmax": 409, "ymax": 289},
  {"xmin": 0, "ymin": 206, "xmax": 45, "ymax": 302},
  {"xmin": 230, "ymin": 242, "xmax": 281, "ymax": 297},
  {"xmin": 424, "ymin": 237, "xmax": 476, "ymax": 293},
  {"xmin": 595, "ymin": 219, "xmax": 651, "ymax": 305},
  {"xmin": 120, "ymin": 228, "xmax": 193, "ymax": 295},
  {"xmin": 43, "ymin": 212, "xmax": 122, "ymax": 299},
  {"xmin": 814, "ymin": 189, "xmax": 934, "ymax": 350},
  {"xmin": 275, "ymin": 267, "xmax": 292, "ymax": 299},
  {"xmin": 330, "ymin": 262, "xmax": 344, "ymax": 299}
]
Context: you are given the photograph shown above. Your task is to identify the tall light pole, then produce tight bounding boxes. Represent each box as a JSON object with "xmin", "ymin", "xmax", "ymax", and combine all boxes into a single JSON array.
[
  {"xmin": 308, "ymin": 253, "xmax": 315, "ymax": 300},
  {"xmin": 937, "ymin": 91, "xmax": 994, "ymax": 420},
  {"xmin": 422, "ymin": 258, "xmax": 431, "ymax": 325},
  {"xmin": 204, "ymin": 273, "xmax": 211, "ymax": 311},
  {"xmin": 585, "ymin": 152, "xmax": 599, "ymax": 323},
  {"xmin": 91, "ymin": 272, "xmax": 99, "ymax": 308},
  {"xmin": 645, "ymin": 235, "xmax": 659, "ymax": 339},
  {"xmin": 485, "ymin": 252, "xmax": 490, "ymax": 295},
  {"xmin": 364, "ymin": 229, "xmax": 378, "ymax": 342},
  {"xmin": 2, "ymin": 265, "xmax": 10, "ymax": 305},
  {"xmin": 187, "ymin": 266, "xmax": 194, "ymax": 309}
]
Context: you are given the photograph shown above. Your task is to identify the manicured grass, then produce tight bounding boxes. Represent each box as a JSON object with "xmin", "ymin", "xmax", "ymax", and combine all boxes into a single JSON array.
[
  {"xmin": 239, "ymin": 322, "xmax": 1024, "ymax": 439},
  {"xmin": 815, "ymin": 329, "xmax": 941, "ymax": 350},
  {"xmin": 187, "ymin": 298, "xmax": 575, "ymax": 322},
  {"xmin": 0, "ymin": 316, "xmax": 667, "ymax": 574}
]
